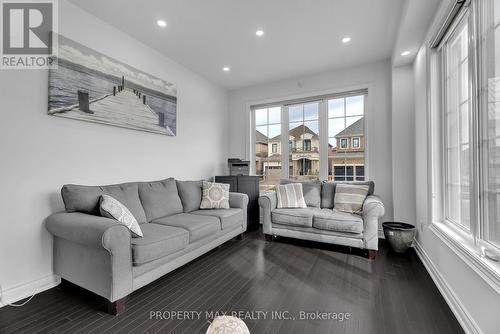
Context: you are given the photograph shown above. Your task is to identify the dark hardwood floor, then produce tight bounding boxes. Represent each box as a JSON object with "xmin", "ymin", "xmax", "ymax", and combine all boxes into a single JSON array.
[{"xmin": 0, "ymin": 230, "xmax": 464, "ymax": 334}]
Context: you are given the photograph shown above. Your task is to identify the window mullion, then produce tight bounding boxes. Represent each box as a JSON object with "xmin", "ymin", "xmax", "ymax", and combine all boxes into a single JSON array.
[{"xmin": 281, "ymin": 106, "xmax": 289, "ymax": 179}]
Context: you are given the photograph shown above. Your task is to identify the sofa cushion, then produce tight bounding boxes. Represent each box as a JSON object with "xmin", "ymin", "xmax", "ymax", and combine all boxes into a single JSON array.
[
  {"xmin": 138, "ymin": 178, "xmax": 183, "ymax": 222},
  {"xmin": 271, "ymin": 208, "xmax": 321, "ymax": 228},
  {"xmin": 153, "ymin": 213, "xmax": 220, "ymax": 242},
  {"xmin": 313, "ymin": 209, "xmax": 363, "ymax": 234},
  {"xmin": 176, "ymin": 180, "xmax": 202, "ymax": 212},
  {"xmin": 321, "ymin": 181, "xmax": 375, "ymax": 209},
  {"xmin": 281, "ymin": 179, "xmax": 321, "ymax": 207},
  {"xmin": 61, "ymin": 182, "xmax": 147, "ymax": 223},
  {"xmin": 131, "ymin": 223, "xmax": 188, "ymax": 265},
  {"xmin": 191, "ymin": 208, "xmax": 244, "ymax": 230}
]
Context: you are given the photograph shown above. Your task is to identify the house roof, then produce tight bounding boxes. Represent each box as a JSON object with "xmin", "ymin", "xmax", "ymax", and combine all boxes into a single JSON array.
[
  {"xmin": 335, "ymin": 117, "xmax": 364, "ymax": 137},
  {"xmin": 255, "ymin": 130, "xmax": 268, "ymax": 144},
  {"xmin": 270, "ymin": 124, "xmax": 318, "ymax": 141}
]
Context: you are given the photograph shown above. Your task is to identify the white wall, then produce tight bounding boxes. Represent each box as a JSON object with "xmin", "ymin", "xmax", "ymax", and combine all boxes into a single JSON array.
[
  {"xmin": 391, "ymin": 65, "xmax": 416, "ymax": 225},
  {"xmin": 0, "ymin": 0, "xmax": 228, "ymax": 305},
  {"xmin": 412, "ymin": 4, "xmax": 500, "ymax": 332},
  {"xmin": 228, "ymin": 60, "xmax": 394, "ymax": 224}
]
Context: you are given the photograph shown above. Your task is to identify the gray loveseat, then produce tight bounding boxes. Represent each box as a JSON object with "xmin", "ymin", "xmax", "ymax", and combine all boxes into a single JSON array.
[
  {"xmin": 259, "ymin": 180, "xmax": 384, "ymax": 259},
  {"xmin": 46, "ymin": 178, "xmax": 248, "ymax": 314}
]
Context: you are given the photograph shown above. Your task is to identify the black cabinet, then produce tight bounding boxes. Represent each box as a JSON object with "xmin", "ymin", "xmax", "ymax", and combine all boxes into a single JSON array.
[{"xmin": 215, "ymin": 175, "xmax": 260, "ymax": 231}]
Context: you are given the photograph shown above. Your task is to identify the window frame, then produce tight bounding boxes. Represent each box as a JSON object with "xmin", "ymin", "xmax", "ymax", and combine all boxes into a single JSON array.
[
  {"xmin": 428, "ymin": 0, "xmax": 500, "ymax": 290},
  {"xmin": 340, "ymin": 138, "xmax": 348, "ymax": 149},
  {"xmin": 249, "ymin": 89, "xmax": 369, "ymax": 187}
]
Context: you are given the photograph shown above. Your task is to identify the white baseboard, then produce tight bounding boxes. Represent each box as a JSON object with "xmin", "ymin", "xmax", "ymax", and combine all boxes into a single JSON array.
[
  {"xmin": 413, "ymin": 240, "xmax": 482, "ymax": 334},
  {"xmin": 0, "ymin": 275, "xmax": 60, "ymax": 308}
]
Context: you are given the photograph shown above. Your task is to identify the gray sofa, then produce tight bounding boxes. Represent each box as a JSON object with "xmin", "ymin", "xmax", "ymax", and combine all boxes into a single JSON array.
[
  {"xmin": 46, "ymin": 178, "xmax": 248, "ymax": 314},
  {"xmin": 259, "ymin": 180, "xmax": 384, "ymax": 258}
]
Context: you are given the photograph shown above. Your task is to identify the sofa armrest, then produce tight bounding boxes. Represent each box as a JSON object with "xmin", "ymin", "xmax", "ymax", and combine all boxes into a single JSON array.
[
  {"xmin": 46, "ymin": 212, "xmax": 133, "ymax": 302},
  {"xmin": 258, "ymin": 192, "xmax": 277, "ymax": 235},
  {"xmin": 46, "ymin": 212, "xmax": 131, "ymax": 252},
  {"xmin": 362, "ymin": 195, "xmax": 385, "ymax": 250},
  {"xmin": 229, "ymin": 192, "xmax": 249, "ymax": 210}
]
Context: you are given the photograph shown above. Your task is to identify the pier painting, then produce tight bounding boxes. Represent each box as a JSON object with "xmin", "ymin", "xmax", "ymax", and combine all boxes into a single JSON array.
[{"xmin": 48, "ymin": 35, "xmax": 177, "ymax": 136}]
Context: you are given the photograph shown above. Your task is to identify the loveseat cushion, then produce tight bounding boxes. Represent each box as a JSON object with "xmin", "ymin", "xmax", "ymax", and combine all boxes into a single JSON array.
[
  {"xmin": 153, "ymin": 213, "xmax": 220, "ymax": 242},
  {"xmin": 321, "ymin": 181, "xmax": 375, "ymax": 209},
  {"xmin": 191, "ymin": 208, "xmax": 244, "ymax": 230},
  {"xmin": 138, "ymin": 178, "xmax": 183, "ymax": 222},
  {"xmin": 131, "ymin": 223, "xmax": 189, "ymax": 265},
  {"xmin": 271, "ymin": 208, "xmax": 321, "ymax": 228},
  {"xmin": 62, "ymin": 182, "xmax": 147, "ymax": 223},
  {"xmin": 176, "ymin": 180, "xmax": 202, "ymax": 212},
  {"xmin": 312, "ymin": 209, "xmax": 363, "ymax": 234},
  {"xmin": 280, "ymin": 179, "xmax": 321, "ymax": 207}
]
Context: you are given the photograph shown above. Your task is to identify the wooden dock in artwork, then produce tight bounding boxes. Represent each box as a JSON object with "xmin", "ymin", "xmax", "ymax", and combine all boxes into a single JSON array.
[{"xmin": 49, "ymin": 82, "xmax": 174, "ymax": 136}]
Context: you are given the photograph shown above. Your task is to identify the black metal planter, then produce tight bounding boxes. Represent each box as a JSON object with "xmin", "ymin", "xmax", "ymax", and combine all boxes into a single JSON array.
[{"xmin": 382, "ymin": 222, "xmax": 416, "ymax": 253}]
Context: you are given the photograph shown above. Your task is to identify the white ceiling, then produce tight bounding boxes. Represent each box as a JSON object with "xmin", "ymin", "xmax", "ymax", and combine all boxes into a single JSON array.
[{"xmin": 68, "ymin": 0, "xmax": 435, "ymax": 90}]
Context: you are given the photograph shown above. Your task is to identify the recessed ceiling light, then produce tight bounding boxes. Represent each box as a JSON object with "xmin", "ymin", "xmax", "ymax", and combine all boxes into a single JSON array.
[
  {"xmin": 342, "ymin": 37, "xmax": 351, "ymax": 43},
  {"xmin": 157, "ymin": 20, "xmax": 167, "ymax": 28},
  {"xmin": 223, "ymin": 66, "xmax": 230, "ymax": 72},
  {"xmin": 401, "ymin": 50, "xmax": 411, "ymax": 56},
  {"xmin": 256, "ymin": 30, "xmax": 264, "ymax": 37}
]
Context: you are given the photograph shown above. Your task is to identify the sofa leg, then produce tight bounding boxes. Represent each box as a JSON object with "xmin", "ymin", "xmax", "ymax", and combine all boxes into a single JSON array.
[
  {"xmin": 264, "ymin": 234, "xmax": 275, "ymax": 242},
  {"xmin": 106, "ymin": 298, "xmax": 127, "ymax": 315},
  {"xmin": 236, "ymin": 233, "xmax": 244, "ymax": 240},
  {"xmin": 365, "ymin": 250, "xmax": 378, "ymax": 260}
]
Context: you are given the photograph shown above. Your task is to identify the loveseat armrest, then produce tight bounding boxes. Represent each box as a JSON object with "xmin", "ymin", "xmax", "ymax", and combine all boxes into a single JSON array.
[
  {"xmin": 229, "ymin": 192, "xmax": 249, "ymax": 232},
  {"xmin": 362, "ymin": 195, "xmax": 385, "ymax": 250},
  {"xmin": 258, "ymin": 192, "xmax": 277, "ymax": 235},
  {"xmin": 46, "ymin": 212, "xmax": 131, "ymax": 251}
]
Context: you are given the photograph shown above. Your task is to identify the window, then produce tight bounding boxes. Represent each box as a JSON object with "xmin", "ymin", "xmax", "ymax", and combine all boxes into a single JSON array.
[
  {"xmin": 254, "ymin": 106, "xmax": 281, "ymax": 192},
  {"xmin": 289, "ymin": 102, "xmax": 320, "ymax": 180},
  {"xmin": 432, "ymin": 0, "xmax": 500, "ymax": 249},
  {"xmin": 352, "ymin": 137, "xmax": 360, "ymax": 148},
  {"xmin": 328, "ymin": 95, "xmax": 365, "ymax": 181},
  {"xmin": 340, "ymin": 138, "xmax": 348, "ymax": 149},
  {"xmin": 303, "ymin": 139, "xmax": 311, "ymax": 151},
  {"xmin": 442, "ymin": 11, "xmax": 471, "ymax": 229},
  {"xmin": 480, "ymin": 0, "xmax": 500, "ymax": 247},
  {"xmin": 252, "ymin": 90, "xmax": 367, "ymax": 191}
]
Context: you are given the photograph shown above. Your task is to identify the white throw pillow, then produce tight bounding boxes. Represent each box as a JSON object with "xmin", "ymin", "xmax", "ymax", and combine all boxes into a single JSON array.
[
  {"xmin": 99, "ymin": 195, "xmax": 143, "ymax": 237},
  {"xmin": 200, "ymin": 181, "xmax": 230, "ymax": 209},
  {"xmin": 276, "ymin": 183, "xmax": 307, "ymax": 208},
  {"xmin": 334, "ymin": 183, "xmax": 370, "ymax": 214}
]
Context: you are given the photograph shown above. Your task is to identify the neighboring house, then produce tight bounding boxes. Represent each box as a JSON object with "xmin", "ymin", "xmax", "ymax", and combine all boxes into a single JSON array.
[
  {"xmin": 256, "ymin": 118, "xmax": 365, "ymax": 185},
  {"xmin": 329, "ymin": 117, "xmax": 365, "ymax": 181},
  {"xmin": 255, "ymin": 130, "xmax": 269, "ymax": 176}
]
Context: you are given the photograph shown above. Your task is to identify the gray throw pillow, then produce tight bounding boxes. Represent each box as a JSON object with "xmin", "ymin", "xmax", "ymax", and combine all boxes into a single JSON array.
[
  {"xmin": 99, "ymin": 195, "xmax": 143, "ymax": 237},
  {"xmin": 333, "ymin": 184, "xmax": 369, "ymax": 214},
  {"xmin": 200, "ymin": 181, "xmax": 230, "ymax": 209},
  {"xmin": 276, "ymin": 183, "xmax": 307, "ymax": 208}
]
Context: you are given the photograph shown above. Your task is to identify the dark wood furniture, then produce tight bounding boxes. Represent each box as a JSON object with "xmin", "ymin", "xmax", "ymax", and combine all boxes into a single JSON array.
[{"xmin": 215, "ymin": 175, "xmax": 260, "ymax": 230}]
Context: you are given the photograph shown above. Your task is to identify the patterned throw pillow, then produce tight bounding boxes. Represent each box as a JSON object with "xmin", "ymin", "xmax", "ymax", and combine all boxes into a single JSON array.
[
  {"xmin": 99, "ymin": 195, "xmax": 143, "ymax": 237},
  {"xmin": 276, "ymin": 183, "xmax": 307, "ymax": 208},
  {"xmin": 334, "ymin": 183, "xmax": 370, "ymax": 214},
  {"xmin": 206, "ymin": 316, "xmax": 250, "ymax": 334},
  {"xmin": 200, "ymin": 181, "xmax": 230, "ymax": 209}
]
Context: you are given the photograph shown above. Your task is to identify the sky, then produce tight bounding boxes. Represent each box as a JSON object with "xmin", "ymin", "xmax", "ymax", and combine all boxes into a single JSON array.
[{"xmin": 57, "ymin": 35, "xmax": 177, "ymax": 96}]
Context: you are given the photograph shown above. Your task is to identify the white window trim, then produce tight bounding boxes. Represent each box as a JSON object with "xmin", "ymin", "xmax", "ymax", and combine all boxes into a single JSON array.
[{"xmin": 247, "ymin": 84, "xmax": 372, "ymax": 181}]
